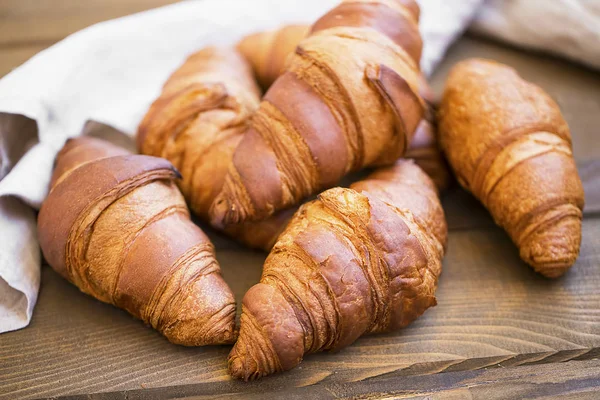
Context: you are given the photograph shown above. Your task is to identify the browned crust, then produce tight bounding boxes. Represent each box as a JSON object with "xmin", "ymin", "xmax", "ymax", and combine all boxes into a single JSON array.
[
  {"xmin": 39, "ymin": 151, "xmax": 178, "ymax": 278},
  {"xmin": 229, "ymin": 160, "xmax": 446, "ymax": 380},
  {"xmin": 366, "ymin": 63, "xmax": 424, "ymax": 160},
  {"xmin": 211, "ymin": 0, "xmax": 425, "ymax": 226},
  {"xmin": 312, "ymin": 0, "xmax": 422, "ymax": 64},
  {"xmin": 237, "ymin": 24, "xmax": 448, "ymax": 196},
  {"xmin": 264, "ymin": 72, "xmax": 348, "ymax": 187},
  {"xmin": 38, "ymin": 137, "xmax": 236, "ymax": 345},
  {"xmin": 438, "ymin": 58, "xmax": 584, "ymax": 277}
]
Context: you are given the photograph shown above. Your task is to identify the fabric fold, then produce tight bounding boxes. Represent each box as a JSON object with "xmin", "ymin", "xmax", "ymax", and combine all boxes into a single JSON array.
[{"xmin": 471, "ymin": 0, "xmax": 600, "ymax": 71}]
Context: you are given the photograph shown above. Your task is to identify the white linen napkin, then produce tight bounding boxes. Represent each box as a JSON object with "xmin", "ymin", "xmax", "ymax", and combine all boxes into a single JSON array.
[{"xmin": 471, "ymin": 0, "xmax": 600, "ymax": 71}]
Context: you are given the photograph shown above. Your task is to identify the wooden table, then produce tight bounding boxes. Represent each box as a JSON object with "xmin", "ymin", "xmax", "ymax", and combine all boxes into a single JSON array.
[{"xmin": 1, "ymin": 1, "xmax": 600, "ymax": 399}]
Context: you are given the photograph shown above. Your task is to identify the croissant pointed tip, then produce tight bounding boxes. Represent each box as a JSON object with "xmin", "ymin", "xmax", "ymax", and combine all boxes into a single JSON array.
[
  {"xmin": 160, "ymin": 290, "xmax": 237, "ymax": 346},
  {"xmin": 210, "ymin": 196, "xmax": 234, "ymax": 229},
  {"xmin": 527, "ymin": 246, "xmax": 579, "ymax": 279},
  {"xmin": 228, "ymin": 343, "xmax": 261, "ymax": 381},
  {"xmin": 228, "ymin": 353, "xmax": 249, "ymax": 381},
  {"xmin": 163, "ymin": 317, "xmax": 237, "ymax": 347},
  {"xmin": 535, "ymin": 263, "xmax": 572, "ymax": 279},
  {"xmin": 208, "ymin": 320, "xmax": 238, "ymax": 345},
  {"xmin": 520, "ymin": 214, "xmax": 582, "ymax": 279}
]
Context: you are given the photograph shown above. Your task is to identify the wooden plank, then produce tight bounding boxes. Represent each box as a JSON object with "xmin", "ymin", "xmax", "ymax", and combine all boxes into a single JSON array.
[
  {"xmin": 0, "ymin": 0, "xmax": 179, "ymax": 46},
  {"xmin": 430, "ymin": 36, "xmax": 600, "ymax": 161},
  {"xmin": 2, "ymin": 217, "xmax": 598, "ymax": 399},
  {"xmin": 1, "ymin": 4, "xmax": 599, "ymax": 399},
  {"xmin": 56, "ymin": 359, "xmax": 600, "ymax": 399},
  {"xmin": 579, "ymin": 160, "xmax": 600, "ymax": 216},
  {"xmin": 0, "ymin": 0, "xmax": 179, "ymax": 77}
]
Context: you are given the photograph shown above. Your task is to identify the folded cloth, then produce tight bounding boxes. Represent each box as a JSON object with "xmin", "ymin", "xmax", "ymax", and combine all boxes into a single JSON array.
[
  {"xmin": 0, "ymin": 142, "xmax": 53, "ymax": 331},
  {"xmin": 0, "ymin": 196, "xmax": 40, "ymax": 332},
  {"xmin": 471, "ymin": 0, "xmax": 600, "ymax": 71},
  {"xmin": 419, "ymin": 0, "xmax": 484, "ymax": 76}
]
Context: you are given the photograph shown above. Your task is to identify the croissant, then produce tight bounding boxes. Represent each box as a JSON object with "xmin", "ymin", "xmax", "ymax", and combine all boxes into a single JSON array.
[
  {"xmin": 237, "ymin": 24, "xmax": 450, "ymax": 193},
  {"xmin": 37, "ymin": 137, "xmax": 236, "ymax": 345},
  {"xmin": 438, "ymin": 59, "xmax": 584, "ymax": 277},
  {"xmin": 138, "ymin": 46, "xmax": 260, "ymax": 221},
  {"xmin": 229, "ymin": 115, "xmax": 448, "ymax": 251},
  {"xmin": 237, "ymin": 24, "xmax": 310, "ymax": 90},
  {"xmin": 229, "ymin": 159, "xmax": 447, "ymax": 380},
  {"xmin": 238, "ymin": 6, "xmax": 423, "ymax": 92},
  {"xmin": 138, "ymin": 46, "xmax": 290, "ymax": 251},
  {"xmin": 211, "ymin": 0, "xmax": 425, "ymax": 227}
]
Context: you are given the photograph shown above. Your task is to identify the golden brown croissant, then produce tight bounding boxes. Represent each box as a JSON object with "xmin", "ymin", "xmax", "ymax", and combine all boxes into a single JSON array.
[
  {"xmin": 230, "ymin": 116, "xmax": 448, "ymax": 251},
  {"xmin": 138, "ymin": 46, "xmax": 290, "ymax": 251},
  {"xmin": 228, "ymin": 115, "xmax": 448, "ymax": 252},
  {"xmin": 237, "ymin": 24, "xmax": 450, "ymax": 193},
  {"xmin": 237, "ymin": 13, "xmax": 422, "ymax": 89},
  {"xmin": 237, "ymin": 24, "xmax": 310, "ymax": 90},
  {"xmin": 229, "ymin": 159, "xmax": 447, "ymax": 380},
  {"xmin": 237, "ymin": 0, "xmax": 423, "ymax": 91},
  {"xmin": 38, "ymin": 137, "xmax": 236, "ymax": 345},
  {"xmin": 439, "ymin": 59, "xmax": 584, "ymax": 277},
  {"xmin": 138, "ymin": 46, "xmax": 260, "ymax": 221},
  {"xmin": 211, "ymin": 0, "xmax": 425, "ymax": 227}
]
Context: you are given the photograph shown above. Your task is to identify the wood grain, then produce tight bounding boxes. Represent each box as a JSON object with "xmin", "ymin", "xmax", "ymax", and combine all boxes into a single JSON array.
[
  {"xmin": 2, "ymin": 218, "xmax": 598, "ymax": 399},
  {"xmin": 1, "ymin": 3, "xmax": 600, "ymax": 399},
  {"xmin": 0, "ymin": 0, "xmax": 179, "ymax": 77},
  {"xmin": 56, "ymin": 359, "xmax": 600, "ymax": 399},
  {"xmin": 579, "ymin": 160, "xmax": 600, "ymax": 216},
  {"xmin": 0, "ymin": 0, "xmax": 180, "ymax": 45}
]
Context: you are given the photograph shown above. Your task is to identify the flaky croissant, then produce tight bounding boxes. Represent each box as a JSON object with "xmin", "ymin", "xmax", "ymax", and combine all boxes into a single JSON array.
[
  {"xmin": 229, "ymin": 159, "xmax": 447, "ymax": 380},
  {"xmin": 237, "ymin": 7, "xmax": 423, "ymax": 92},
  {"xmin": 237, "ymin": 24, "xmax": 310, "ymax": 90},
  {"xmin": 38, "ymin": 137, "xmax": 236, "ymax": 345},
  {"xmin": 138, "ymin": 46, "xmax": 290, "ymax": 251},
  {"xmin": 237, "ymin": 24, "xmax": 450, "ymax": 193},
  {"xmin": 439, "ymin": 59, "xmax": 584, "ymax": 277},
  {"xmin": 211, "ymin": 0, "xmax": 425, "ymax": 227},
  {"xmin": 138, "ymin": 46, "xmax": 260, "ymax": 221}
]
